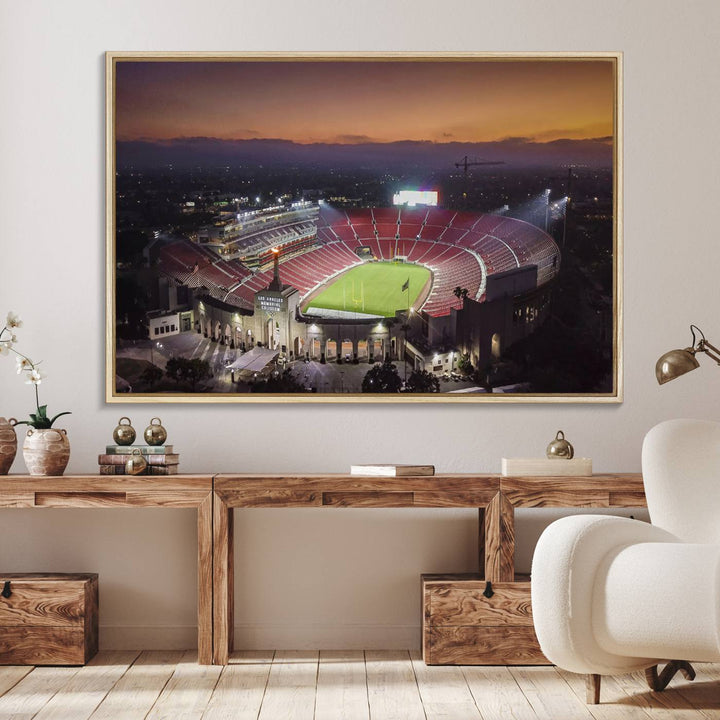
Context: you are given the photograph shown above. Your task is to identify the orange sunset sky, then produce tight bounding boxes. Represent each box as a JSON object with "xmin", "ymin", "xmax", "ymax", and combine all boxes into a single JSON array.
[{"xmin": 115, "ymin": 59, "xmax": 615, "ymax": 145}]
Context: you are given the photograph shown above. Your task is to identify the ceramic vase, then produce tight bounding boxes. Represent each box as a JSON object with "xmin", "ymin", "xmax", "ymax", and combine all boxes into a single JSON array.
[
  {"xmin": 22, "ymin": 428, "xmax": 70, "ymax": 476},
  {"xmin": 0, "ymin": 417, "xmax": 18, "ymax": 475}
]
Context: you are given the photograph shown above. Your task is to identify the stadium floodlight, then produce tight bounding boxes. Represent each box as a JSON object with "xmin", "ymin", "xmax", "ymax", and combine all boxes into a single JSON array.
[{"xmin": 656, "ymin": 325, "xmax": 720, "ymax": 384}]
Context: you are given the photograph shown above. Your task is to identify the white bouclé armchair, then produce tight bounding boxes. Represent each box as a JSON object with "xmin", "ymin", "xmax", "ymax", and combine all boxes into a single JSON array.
[{"xmin": 531, "ymin": 419, "xmax": 720, "ymax": 703}]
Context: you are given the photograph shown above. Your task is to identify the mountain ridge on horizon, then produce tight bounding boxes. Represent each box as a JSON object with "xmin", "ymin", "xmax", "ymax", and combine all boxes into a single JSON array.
[{"xmin": 116, "ymin": 135, "xmax": 614, "ymax": 170}]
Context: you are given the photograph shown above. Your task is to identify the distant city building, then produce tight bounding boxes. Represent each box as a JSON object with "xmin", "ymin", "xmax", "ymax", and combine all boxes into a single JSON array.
[{"xmin": 147, "ymin": 310, "xmax": 193, "ymax": 339}]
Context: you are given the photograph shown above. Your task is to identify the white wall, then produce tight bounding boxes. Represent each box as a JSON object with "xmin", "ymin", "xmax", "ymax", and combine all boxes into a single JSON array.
[{"xmin": 1, "ymin": 0, "xmax": 719, "ymax": 650}]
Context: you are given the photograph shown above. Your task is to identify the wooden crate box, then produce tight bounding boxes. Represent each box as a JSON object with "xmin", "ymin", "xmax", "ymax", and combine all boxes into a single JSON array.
[
  {"xmin": 0, "ymin": 573, "xmax": 98, "ymax": 665},
  {"xmin": 422, "ymin": 573, "xmax": 548, "ymax": 665}
]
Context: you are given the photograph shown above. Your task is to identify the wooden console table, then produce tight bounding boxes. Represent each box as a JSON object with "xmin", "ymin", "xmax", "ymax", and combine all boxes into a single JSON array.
[
  {"xmin": 0, "ymin": 475, "xmax": 214, "ymax": 665},
  {"xmin": 0, "ymin": 473, "xmax": 647, "ymax": 666},
  {"xmin": 212, "ymin": 473, "xmax": 646, "ymax": 665}
]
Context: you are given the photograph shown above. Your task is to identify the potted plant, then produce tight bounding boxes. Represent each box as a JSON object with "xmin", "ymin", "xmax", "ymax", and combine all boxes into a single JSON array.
[{"xmin": 1, "ymin": 312, "xmax": 72, "ymax": 476}]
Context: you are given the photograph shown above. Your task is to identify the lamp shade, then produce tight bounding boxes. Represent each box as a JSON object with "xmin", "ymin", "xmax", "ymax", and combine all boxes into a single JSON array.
[{"xmin": 655, "ymin": 348, "xmax": 700, "ymax": 385}]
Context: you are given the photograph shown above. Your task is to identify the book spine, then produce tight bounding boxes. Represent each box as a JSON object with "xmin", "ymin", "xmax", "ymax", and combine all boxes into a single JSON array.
[
  {"xmin": 146, "ymin": 466, "xmax": 179, "ymax": 475},
  {"xmin": 98, "ymin": 454, "xmax": 180, "ymax": 466},
  {"xmin": 350, "ymin": 465, "xmax": 435, "ymax": 477},
  {"xmin": 98, "ymin": 464, "xmax": 126, "ymax": 475},
  {"xmin": 98, "ymin": 464, "xmax": 179, "ymax": 475},
  {"xmin": 104, "ymin": 446, "xmax": 174, "ymax": 455}
]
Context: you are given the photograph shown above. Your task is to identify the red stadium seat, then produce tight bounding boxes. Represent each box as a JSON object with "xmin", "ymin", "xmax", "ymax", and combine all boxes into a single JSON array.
[{"xmin": 159, "ymin": 206, "xmax": 560, "ymax": 321}]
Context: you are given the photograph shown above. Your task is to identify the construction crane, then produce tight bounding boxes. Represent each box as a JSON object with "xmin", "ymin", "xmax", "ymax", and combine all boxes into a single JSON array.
[
  {"xmin": 454, "ymin": 156, "xmax": 505, "ymax": 177},
  {"xmin": 453, "ymin": 156, "xmax": 505, "ymax": 209}
]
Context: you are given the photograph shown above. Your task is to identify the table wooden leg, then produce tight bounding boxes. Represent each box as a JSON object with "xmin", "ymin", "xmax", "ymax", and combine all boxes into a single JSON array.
[
  {"xmin": 484, "ymin": 492, "xmax": 515, "ymax": 582},
  {"xmin": 197, "ymin": 493, "xmax": 213, "ymax": 665},
  {"xmin": 213, "ymin": 492, "xmax": 234, "ymax": 665}
]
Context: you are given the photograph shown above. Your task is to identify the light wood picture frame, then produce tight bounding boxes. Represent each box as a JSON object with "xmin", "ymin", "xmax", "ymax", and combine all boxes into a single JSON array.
[{"xmin": 106, "ymin": 52, "xmax": 622, "ymax": 403}]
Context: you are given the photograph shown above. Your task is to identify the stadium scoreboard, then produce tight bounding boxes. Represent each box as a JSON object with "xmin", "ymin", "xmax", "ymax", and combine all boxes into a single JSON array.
[{"xmin": 392, "ymin": 190, "xmax": 438, "ymax": 207}]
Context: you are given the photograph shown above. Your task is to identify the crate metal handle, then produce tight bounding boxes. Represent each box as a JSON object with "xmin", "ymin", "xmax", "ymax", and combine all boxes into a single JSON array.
[{"xmin": 1, "ymin": 581, "xmax": 11, "ymax": 599}]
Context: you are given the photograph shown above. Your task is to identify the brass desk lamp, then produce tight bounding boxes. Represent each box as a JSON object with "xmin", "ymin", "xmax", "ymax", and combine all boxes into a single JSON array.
[{"xmin": 656, "ymin": 325, "xmax": 720, "ymax": 384}]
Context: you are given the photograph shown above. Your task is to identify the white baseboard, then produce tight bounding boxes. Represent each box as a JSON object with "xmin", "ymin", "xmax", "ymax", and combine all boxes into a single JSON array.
[{"xmin": 99, "ymin": 624, "xmax": 421, "ymax": 650}]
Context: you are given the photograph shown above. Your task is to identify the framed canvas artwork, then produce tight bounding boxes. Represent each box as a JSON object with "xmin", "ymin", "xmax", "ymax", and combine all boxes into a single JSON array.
[{"xmin": 106, "ymin": 52, "xmax": 622, "ymax": 403}]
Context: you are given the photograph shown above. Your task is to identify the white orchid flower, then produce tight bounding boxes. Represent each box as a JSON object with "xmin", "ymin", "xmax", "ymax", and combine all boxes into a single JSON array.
[
  {"xmin": 16, "ymin": 356, "xmax": 32, "ymax": 373},
  {"xmin": 25, "ymin": 368, "xmax": 46, "ymax": 385},
  {"xmin": 0, "ymin": 342, "xmax": 9, "ymax": 356},
  {"xmin": 6, "ymin": 312, "xmax": 22, "ymax": 329}
]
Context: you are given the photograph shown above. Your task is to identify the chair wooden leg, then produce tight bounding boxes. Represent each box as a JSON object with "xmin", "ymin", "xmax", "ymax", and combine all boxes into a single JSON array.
[
  {"xmin": 586, "ymin": 674, "xmax": 601, "ymax": 704},
  {"xmin": 645, "ymin": 661, "xmax": 696, "ymax": 692}
]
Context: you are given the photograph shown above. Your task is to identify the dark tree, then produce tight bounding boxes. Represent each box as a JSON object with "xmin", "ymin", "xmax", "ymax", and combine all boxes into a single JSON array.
[
  {"xmin": 140, "ymin": 364, "xmax": 163, "ymax": 389},
  {"xmin": 165, "ymin": 357, "xmax": 211, "ymax": 391},
  {"xmin": 116, "ymin": 228, "xmax": 149, "ymax": 265},
  {"xmin": 251, "ymin": 371, "xmax": 307, "ymax": 393},
  {"xmin": 457, "ymin": 352, "xmax": 473, "ymax": 376},
  {"xmin": 361, "ymin": 359, "xmax": 403, "ymax": 393},
  {"xmin": 404, "ymin": 369, "xmax": 440, "ymax": 393}
]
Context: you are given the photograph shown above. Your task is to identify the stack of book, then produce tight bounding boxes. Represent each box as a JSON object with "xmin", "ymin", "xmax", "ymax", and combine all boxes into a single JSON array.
[
  {"xmin": 98, "ymin": 445, "xmax": 180, "ymax": 475},
  {"xmin": 349, "ymin": 464, "xmax": 435, "ymax": 477}
]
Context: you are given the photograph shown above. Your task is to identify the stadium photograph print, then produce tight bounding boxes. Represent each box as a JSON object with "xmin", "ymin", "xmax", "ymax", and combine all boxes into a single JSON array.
[{"xmin": 106, "ymin": 52, "xmax": 622, "ymax": 403}]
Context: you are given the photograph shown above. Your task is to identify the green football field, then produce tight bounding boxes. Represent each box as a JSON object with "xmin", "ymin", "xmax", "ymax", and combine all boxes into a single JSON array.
[{"xmin": 305, "ymin": 262, "xmax": 431, "ymax": 317}]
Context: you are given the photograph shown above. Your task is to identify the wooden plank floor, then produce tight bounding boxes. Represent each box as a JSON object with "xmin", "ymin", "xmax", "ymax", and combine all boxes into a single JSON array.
[{"xmin": 0, "ymin": 651, "xmax": 717, "ymax": 720}]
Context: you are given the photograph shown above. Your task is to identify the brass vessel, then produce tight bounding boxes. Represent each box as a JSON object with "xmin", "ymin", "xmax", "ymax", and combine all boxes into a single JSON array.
[
  {"xmin": 112, "ymin": 416, "xmax": 136, "ymax": 446},
  {"xmin": 546, "ymin": 430, "xmax": 574, "ymax": 459},
  {"xmin": 144, "ymin": 417, "xmax": 167, "ymax": 446},
  {"xmin": 125, "ymin": 449, "xmax": 147, "ymax": 475}
]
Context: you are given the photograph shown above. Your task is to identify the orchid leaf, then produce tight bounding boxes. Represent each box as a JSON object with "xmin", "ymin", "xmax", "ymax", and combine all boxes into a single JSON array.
[{"xmin": 49, "ymin": 411, "xmax": 71, "ymax": 427}]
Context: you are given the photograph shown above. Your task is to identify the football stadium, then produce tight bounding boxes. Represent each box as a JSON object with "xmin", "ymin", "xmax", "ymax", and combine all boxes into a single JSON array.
[{"xmin": 153, "ymin": 197, "xmax": 560, "ymax": 376}]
